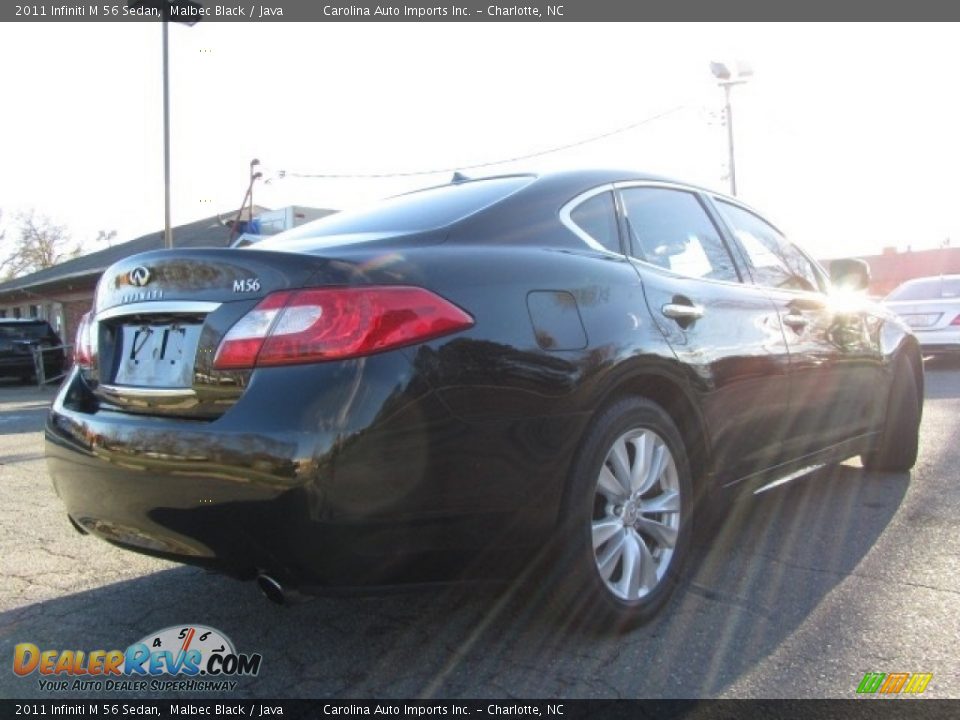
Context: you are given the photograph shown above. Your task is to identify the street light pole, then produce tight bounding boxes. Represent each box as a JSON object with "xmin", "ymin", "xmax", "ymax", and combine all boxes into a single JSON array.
[
  {"xmin": 710, "ymin": 61, "xmax": 752, "ymax": 197},
  {"xmin": 162, "ymin": 18, "xmax": 172, "ymax": 248},
  {"xmin": 723, "ymin": 83, "xmax": 736, "ymax": 197}
]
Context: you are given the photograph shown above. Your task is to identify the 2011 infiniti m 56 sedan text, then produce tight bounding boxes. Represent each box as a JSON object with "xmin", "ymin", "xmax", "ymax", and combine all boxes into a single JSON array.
[{"xmin": 46, "ymin": 170, "xmax": 923, "ymax": 626}]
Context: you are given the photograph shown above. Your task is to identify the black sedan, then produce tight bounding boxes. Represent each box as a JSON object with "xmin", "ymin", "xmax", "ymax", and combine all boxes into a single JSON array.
[{"xmin": 45, "ymin": 170, "xmax": 922, "ymax": 626}]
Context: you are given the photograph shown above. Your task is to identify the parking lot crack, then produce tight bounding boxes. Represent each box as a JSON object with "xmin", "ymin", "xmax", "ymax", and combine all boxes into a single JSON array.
[
  {"xmin": 685, "ymin": 582, "xmax": 775, "ymax": 619},
  {"xmin": 751, "ymin": 552, "xmax": 960, "ymax": 597},
  {"xmin": 36, "ymin": 546, "xmax": 82, "ymax": 562}
]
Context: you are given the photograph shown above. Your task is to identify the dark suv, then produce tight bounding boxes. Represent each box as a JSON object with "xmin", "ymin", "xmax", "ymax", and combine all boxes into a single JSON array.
[{"xmin": 0, "ymin": 319, "xmax": 65, "ymax": 382}]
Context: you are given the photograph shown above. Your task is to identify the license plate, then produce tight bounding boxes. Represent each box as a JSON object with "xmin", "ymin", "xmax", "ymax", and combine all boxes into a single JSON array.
[
  {"xmin": 902, "ymin": 313, "xmax": 941, "ymax": 328},
  {"xmin": 113, "ymin": 323, "xmax": 203, "ymax": 387}
]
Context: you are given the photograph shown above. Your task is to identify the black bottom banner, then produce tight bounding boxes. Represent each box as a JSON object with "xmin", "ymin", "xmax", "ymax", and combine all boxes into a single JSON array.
[{"xmin": 2, "ymin": 700, "xmax": 957, "ymax": 720}]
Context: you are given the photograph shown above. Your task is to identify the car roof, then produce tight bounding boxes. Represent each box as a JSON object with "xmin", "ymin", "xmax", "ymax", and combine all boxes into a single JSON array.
[
  {"xmin": 898, "ymin": 274, "xmax": 960, "ymax": 284},
  {"xmin": 442, "ymin": 168, "xmax": 760, "ymax": 219},
  {"xmin": 400, "ymin": 168, "xmax": 719, "ymax": 199},
  {"xmin": 260, "ymin": 169, "xmax": 768, "ymax": 255},
  {"xmin": 456, "ymin": 168, "xmax": 708, "ymax": 191}
]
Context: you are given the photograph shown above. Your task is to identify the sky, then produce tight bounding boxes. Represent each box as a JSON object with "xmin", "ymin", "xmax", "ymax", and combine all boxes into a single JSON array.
[{"xmin": 1, "ymin": 21, "xmax": 959, "ymax": 261}]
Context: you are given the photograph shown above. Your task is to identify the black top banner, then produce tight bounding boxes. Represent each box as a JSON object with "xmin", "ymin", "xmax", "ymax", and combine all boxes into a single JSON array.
[
  {"xmin": 4, "ymin": 0, "xmax": 960, "ymax": 22},
  {"xmin": 2, "ymin": 700, "xmax": 959, "ymax": 720}
]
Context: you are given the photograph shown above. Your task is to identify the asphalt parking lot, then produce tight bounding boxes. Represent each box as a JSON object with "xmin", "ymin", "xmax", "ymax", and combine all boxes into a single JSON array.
[{"xmin": 1, "ymin": 361, "xmax": 958, "ymax": 700}]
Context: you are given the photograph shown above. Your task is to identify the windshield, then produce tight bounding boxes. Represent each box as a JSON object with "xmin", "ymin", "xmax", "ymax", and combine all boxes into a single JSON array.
[{"xmin": 258, "ymin": 175, "xmax": 535, "ymax": 248}]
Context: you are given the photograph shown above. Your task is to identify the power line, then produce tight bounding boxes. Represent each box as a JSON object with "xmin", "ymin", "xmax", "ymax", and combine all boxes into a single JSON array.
[{"xmin": 273, "ymin": 104, "xmax": 689, "ymax": 181}]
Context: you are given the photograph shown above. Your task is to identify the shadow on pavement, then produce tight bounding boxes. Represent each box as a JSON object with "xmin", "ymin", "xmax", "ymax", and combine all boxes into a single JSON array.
[
  {"xmin": 0, "ymin": 402, "xmax": 53, "ymax": 436},
  {"xmin": 0, "ymin": 462, "xmax": 908, "ymax": 699},
  {"xmin": 922, "ymin": 357, "xmax": 960, "ymax": 399}
]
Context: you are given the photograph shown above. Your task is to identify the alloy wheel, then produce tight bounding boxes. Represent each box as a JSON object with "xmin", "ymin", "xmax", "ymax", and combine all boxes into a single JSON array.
[{"xmin": 591, "ymin": 428, "xmax": 682, "ymax": 601}]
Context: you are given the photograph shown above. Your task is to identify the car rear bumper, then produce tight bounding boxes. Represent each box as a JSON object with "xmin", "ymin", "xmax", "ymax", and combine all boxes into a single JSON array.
[
  {"xmin": 45, "ymin": 364, "xmax": 563, "ymax": 588},
  {"xmin": 914, "ymin": 327, "xmax": 960, "ymax": 354}
]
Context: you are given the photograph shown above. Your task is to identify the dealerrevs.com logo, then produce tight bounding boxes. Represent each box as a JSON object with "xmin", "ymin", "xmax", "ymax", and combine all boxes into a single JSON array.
[{"xmin": 13, "ymin": 625, "xmax": 262, "ymax": 693}]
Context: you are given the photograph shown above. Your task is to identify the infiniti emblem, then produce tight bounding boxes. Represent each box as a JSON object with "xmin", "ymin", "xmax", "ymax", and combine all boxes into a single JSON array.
[{"xmin": 128, "ymin": 266, "xmax": 152, "ymax": 287}]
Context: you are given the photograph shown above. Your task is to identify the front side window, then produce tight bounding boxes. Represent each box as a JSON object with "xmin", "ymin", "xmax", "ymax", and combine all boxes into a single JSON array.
[
  {"xmin": 715, "ymin": 200, "xmax": 822, "ymax": 292},
  {"xmin": 567, "ymin": 191, "xmax": 621, "ymax": 254},
  {"xmin": 886, "ymin": 277, "xmax": 960, "ymax": 301},
  {"xmin": 619, "ymin": 188, "xmax": 740, "ymax": 282},
  {"xmin": 885, "ymin": 279, "xmax": 938, "ymax": 301}
]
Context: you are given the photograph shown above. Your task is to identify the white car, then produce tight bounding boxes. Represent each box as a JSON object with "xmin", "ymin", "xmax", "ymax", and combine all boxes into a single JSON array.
[{"xmin": 883, "ymin": 274, "xmax": 960, "ymax": 355}]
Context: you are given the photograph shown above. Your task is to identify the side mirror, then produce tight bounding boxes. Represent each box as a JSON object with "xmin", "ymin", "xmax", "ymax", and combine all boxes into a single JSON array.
[{"xmin": 830, "ymin": 258, "xmax": 871, "ymax": 292}]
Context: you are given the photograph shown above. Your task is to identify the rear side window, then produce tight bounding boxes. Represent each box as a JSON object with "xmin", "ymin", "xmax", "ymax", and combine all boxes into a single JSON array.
[
  {"xmin": 0, "ymin": 322, "xmax": 51, "ymax": 340},
  {"xmin": 620, "ymin": 188, "xmax": 740, "ymax": 282},
  {"xmin": 886, "ymin": 278, "xmax": 953, "ymax": 301},
  {"xmin": 715, "ymin": 201, "xmax": 822, "ymax": 292},
  {"xmin": 261, "ymin": 176, "xmax": 535, "ymax": 245},
  {"xmin": 568, "ymin": 191, "xmax": 621, "ymax": 254}
]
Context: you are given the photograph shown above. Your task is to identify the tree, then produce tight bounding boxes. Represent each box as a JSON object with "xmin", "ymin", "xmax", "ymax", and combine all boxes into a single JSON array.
[
  {"xmin": 96, "ymin": 229, "xmax": 117, "ymax": 247},
  {"xmin": 0, "ymin": 211, "xmax": 83, "ymax": 280}
]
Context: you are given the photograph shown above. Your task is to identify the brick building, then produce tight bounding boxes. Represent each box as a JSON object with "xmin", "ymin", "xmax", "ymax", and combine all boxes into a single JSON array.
[{"xmin": 0, "ymin": 206, "xmax": 332, "ymax": 347}]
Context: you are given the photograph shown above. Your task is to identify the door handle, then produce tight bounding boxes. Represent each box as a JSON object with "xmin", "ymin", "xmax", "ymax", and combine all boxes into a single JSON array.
[
  {"xmin": 783, "ymin": 312, "xmax": 809, "ymax": 330},
  {"xmin": 787, "ymin": 296, "xmax": 826, "ymax": 312},
  {"xmin": 661, "ymin": 303, "xmax": 704, "ymax": 321}
]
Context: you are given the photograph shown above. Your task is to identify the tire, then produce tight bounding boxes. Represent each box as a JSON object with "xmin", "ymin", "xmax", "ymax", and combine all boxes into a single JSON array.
[
  {"xmin": 550, "ymin": 397, "xmax": 694, "ymax": 631},
  {"xmin": 861, "ymin": 353, "xmax": 920, "ymax": 472}
]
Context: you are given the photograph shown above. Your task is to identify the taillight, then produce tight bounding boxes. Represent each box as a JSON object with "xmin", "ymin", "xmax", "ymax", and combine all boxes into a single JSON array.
[
  {"xmin": 951, "ymin": 313, "xmax": 960, "ymax": 326},
  {"xmin": 213, "ymin": 286, "xmax": 474, "ymax": 370},
  {"xmin": 74, "ymin": 311, "xmax": 96, "ymax": 368}
]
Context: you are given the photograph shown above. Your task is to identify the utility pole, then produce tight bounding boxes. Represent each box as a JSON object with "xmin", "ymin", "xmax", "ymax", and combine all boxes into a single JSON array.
[
  {"xmin": 128, "ymin": 1, "xmax": 203, "ymax": 248},
  {"xmin": 162, "ymin": 18, "xmax": 172, "ymax": 248},
  {"xmin": 249, "ymin": 158, "xmax": 260, "ymax": 221}
]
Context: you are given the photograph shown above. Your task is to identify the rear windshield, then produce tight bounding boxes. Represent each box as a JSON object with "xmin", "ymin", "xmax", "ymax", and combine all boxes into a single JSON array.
[
  {"xmin": 886, "ymin": 277, "xmax": 960, "ymax": 301},
  {"xmin": 0, "ymin": 322, "xmax": 50, "ymax": 340},
  {"xmin": 259, "ymin": 175, "xmax": 534, "ymax": 246}
]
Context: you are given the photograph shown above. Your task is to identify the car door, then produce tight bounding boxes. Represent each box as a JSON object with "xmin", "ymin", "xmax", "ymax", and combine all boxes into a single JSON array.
[
  {"xmin": 710, "ymin": 197, "xmax": 884, "ymax": 458},
  {"xmin": 614, "ymin": 183, "xmax": 792, "ymax": 486}
]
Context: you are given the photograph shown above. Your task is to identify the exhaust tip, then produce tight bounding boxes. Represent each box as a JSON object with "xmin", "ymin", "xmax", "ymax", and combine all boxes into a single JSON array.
[{"xmin": 256, "ymin": 574, "xmax": 286, "ymax": 605}]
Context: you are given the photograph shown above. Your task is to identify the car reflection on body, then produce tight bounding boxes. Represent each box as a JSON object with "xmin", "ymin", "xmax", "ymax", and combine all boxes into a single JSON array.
[{"xmin": 45, "ymin": 170, "xmax": 922, "ymax": 627}]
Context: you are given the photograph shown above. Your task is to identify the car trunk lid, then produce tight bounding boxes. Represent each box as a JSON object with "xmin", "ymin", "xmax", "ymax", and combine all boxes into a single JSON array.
[
  {"xmin": 884, "ymin": 299, "xmax": 955, "ymax": 330},
  {"xmin": 86, "ymin": 247, "xmax": 368, "ymax": 419}
]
